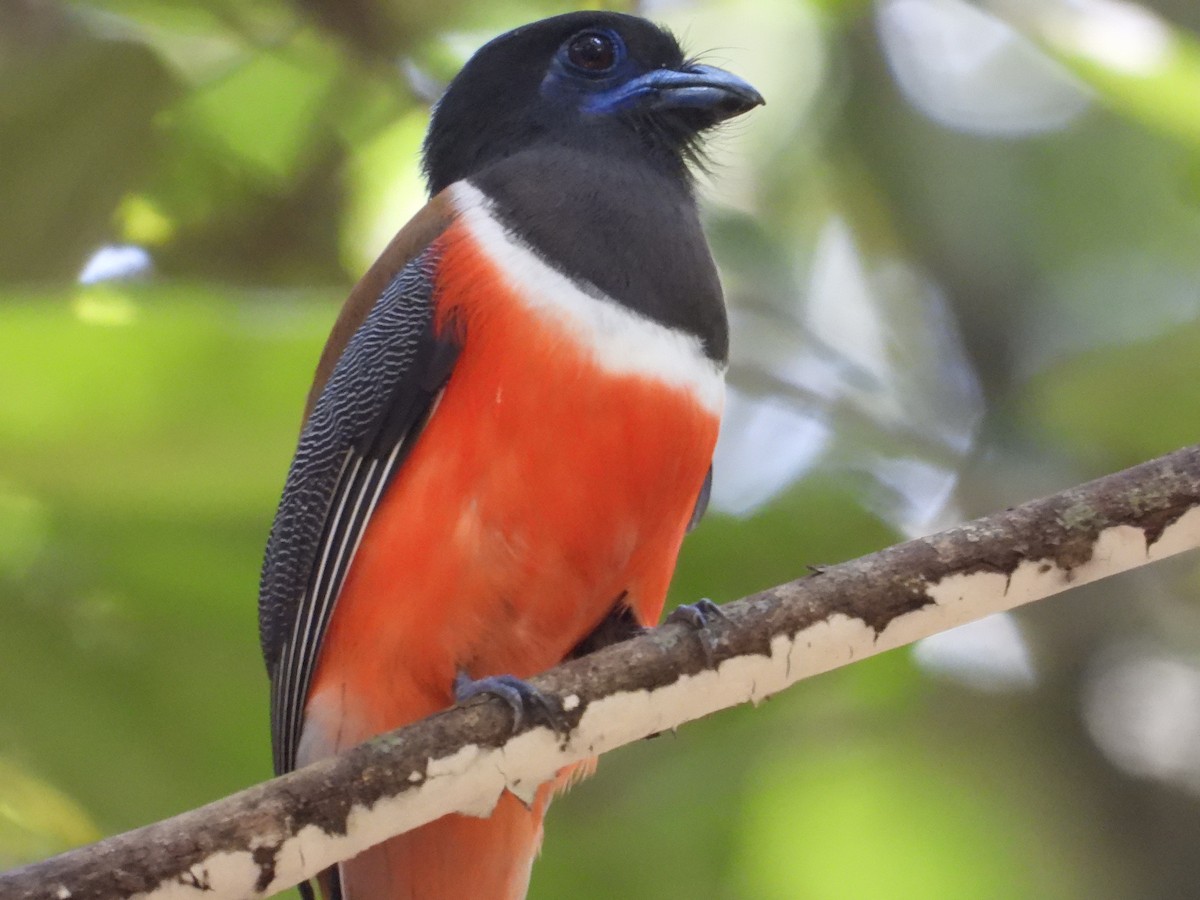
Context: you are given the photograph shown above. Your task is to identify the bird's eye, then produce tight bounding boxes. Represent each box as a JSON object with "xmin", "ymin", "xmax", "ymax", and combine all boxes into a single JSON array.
[{"xmin": 566, "ymin": 31, "xmax": 618, "ymax": 74}]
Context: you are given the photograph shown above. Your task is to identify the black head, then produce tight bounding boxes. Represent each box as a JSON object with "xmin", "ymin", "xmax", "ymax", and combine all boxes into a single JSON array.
[{"xmin": 421, "ymin": 12, "xmax": 763, "ymax": 195}]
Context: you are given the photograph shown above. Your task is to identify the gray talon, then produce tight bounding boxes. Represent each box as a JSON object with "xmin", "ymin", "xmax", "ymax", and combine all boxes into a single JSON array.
[
  {"xmin": 454, "ymin": 672, "xmax": 566, "ymax": 734},
  {"xmin": 666, "ymin": 598, "xmax": 727, "ymax": 665}
]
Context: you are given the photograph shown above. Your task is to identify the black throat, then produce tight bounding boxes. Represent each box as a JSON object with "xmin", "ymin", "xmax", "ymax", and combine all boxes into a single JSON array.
[{"xmin": 468, "ymin": 144, "xmax": 729, "ymax": 363}]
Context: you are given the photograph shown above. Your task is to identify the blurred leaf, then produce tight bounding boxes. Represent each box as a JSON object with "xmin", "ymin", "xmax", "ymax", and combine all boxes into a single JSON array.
[
  {"xmin": 65, "ymin": 0, "xmax": 250, "ymax": 81},
  {"xmin": 0, "ymin": 757, "xmax": 100, "ymax": 868},
  {"xmin": 1013, "ymin": 1, "xmax": 1200, "ymax": 149},
  {"xmin": 176, "ymin": 30, "xmax": 340, "ymax": 184}
]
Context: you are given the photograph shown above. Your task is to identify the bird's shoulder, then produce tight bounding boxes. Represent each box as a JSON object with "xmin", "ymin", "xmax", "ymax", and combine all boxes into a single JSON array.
[{"xmin": 303, "ymin": 191, "xmax": 455, "ymax": 421}]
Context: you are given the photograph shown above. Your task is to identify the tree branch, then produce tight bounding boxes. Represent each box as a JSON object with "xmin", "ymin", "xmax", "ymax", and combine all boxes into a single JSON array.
[{"xmin": 5, "ymin": 445, "xmax": 1200, "ymax": 900}]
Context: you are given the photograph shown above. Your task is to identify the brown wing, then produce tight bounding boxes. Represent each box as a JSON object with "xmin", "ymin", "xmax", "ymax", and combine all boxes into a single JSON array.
[{"xmin": 303, "ymin": 192, "xmax": 453, "ymax": 421}]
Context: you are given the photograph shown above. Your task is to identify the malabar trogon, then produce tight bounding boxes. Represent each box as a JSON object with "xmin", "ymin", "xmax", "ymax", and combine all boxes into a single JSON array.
[{"xmin": 258, "ymin": 11, "xmax": 762, "ymax": 900}]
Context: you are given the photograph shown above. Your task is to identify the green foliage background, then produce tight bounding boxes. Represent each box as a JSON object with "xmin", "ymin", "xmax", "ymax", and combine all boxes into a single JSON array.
[{"xmin": 4, "ymin": 0, "xmax": 1200, "ymax": 896}]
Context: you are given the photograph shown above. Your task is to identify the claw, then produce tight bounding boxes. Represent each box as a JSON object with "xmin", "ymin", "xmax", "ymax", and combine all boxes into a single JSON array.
[
  {"xmin": 453, "ymin": 672, "xmax": 567, "ymax": 734},
  {"xmin": 666, "ymin": 598, "xmax": 727, "ymax": 666},
  {"xmin": 667, "ymin": 597, "xmax": 725, "ymax": 629}
]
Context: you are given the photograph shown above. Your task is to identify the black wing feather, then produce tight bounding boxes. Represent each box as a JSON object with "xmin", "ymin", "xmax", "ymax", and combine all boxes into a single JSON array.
[
  {"xmin": 258, "ymin": 248, "xmax": 459, "ymax": 776},
  {"xmin": 687, "ymin": 466, "xmax": 712, "ymax": 531}
]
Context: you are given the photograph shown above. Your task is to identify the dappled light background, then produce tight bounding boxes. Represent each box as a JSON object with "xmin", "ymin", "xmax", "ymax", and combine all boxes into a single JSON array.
[{"xmin": 4, "ymin": 0, "xmax": 1200, "ymax": 896}]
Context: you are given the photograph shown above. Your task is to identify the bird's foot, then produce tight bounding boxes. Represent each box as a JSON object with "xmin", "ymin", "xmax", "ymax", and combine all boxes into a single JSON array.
[
  {"xmin": 453, "ymin": 671, "xmax": 567, "ymax": 735},
  {"xmin": 666, "ymin": 598, "xmax": 727, "ymax": 667}
]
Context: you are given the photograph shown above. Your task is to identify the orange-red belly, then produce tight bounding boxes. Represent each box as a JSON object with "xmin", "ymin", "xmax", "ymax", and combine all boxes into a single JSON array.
[{"xmin": 303, "ymin": 220, "xmax": 721, "ymax": 898}]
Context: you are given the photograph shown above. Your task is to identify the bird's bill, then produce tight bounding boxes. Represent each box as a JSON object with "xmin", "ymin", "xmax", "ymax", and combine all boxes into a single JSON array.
[{"xmin": 589, "ymin": 63, "xmax": 764, "ymax": 122}]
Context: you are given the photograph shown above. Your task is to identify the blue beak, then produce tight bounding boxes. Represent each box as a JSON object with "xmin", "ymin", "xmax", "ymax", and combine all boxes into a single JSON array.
[{"xmin": 589, "ymin": 64, "xmax": 764, "ymax": 121}]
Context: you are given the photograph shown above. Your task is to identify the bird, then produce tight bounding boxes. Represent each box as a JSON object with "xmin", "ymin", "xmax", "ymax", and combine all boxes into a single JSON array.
[{"xmin": 257, "ymin": 10, "xmax": 762, "ymax": 899}]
